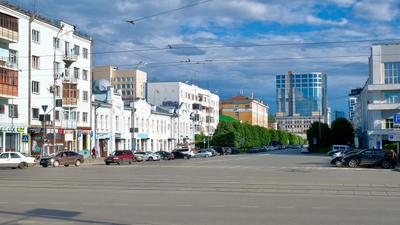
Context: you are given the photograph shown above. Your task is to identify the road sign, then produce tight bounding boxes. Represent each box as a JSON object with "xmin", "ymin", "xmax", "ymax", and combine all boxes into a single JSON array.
[
  {"xmin": 394, "ymin": 113, "xmax": 400, "ymax": 124},
  {"xmin": 389, "ymin": 133, "xmax": 400, "ymax": 142},
  {"xmin": 21, "ymin": 135, "xmax": 29, "ymax": 143},
  {"xmin": 41, "ymin": 105, "xmax": 48, "ymax": 113}
]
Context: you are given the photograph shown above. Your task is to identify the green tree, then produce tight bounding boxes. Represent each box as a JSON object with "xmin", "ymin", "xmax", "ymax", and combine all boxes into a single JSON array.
[
  {"xmin": 306, "ymin": 122, "xmax": 331, "ymax": 152},
  {"xmin": 331, "ymin": 118, "xmax": 354, "ymax": 146}
]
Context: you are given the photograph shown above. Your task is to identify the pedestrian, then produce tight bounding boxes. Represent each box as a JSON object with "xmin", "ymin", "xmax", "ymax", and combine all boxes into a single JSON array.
[
  {"xmin": 91, "ymin": 147, "xmax": 97, "ymax": 159},
  {"xmin": 388, "ymin": 149, "xmax": 397, "ymax": 168}
]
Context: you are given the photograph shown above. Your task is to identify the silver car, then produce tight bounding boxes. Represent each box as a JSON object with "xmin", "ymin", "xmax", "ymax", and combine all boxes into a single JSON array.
[{"xmin": 134, "ymin": 151, "xmax": 161, "ymax": 161}]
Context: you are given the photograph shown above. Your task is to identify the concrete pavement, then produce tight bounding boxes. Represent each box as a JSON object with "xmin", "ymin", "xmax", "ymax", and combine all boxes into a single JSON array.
[{"xmin": 0, "ymin": 148, "xmax": 399, "ymax": 225}]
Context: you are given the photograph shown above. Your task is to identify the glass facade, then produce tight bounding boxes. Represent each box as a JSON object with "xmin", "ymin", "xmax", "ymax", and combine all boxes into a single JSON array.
[
  {"xmin": 276, "ymin": 73, "xmax": 327, "ymax": 117},
  {"xmin": 384, "ymin": 91, "xmax": 400, "ymax": 104},
  {"xmin": 384, "ymin": 62, "xmax": 400, "ymax": 84}
]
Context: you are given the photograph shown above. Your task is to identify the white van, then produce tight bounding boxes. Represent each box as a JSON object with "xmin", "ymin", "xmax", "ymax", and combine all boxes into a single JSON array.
[{"xmin": 328, "ymin": 145, "xmax": 350, "ymax": 156}]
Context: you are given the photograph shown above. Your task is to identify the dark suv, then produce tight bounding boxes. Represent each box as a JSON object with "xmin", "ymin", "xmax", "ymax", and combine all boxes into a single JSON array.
[
  {"xmin": 105, "ymin": 150, "xmax": 136, "ymax": 165},
  {"xmin": 341, "ymin": 149, "xmax": 391, "ymax": 169},
  {"xmin": 40, "ymin": 151, "xmax": 84, "ymax": 167}
]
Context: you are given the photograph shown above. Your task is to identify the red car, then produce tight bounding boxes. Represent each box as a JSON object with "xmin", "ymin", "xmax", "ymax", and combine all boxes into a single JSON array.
[{"xmin": 104, "ymin": 150, "xmax": 136, "ymax": 165}]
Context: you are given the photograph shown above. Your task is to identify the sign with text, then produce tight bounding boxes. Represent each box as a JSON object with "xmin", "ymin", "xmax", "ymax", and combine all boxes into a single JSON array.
[
  {"xmin": 394, "ymin": 113, "xmax": 400, "ymax": 124},
  {"xmin": 388, "ymin": 133, "xmax": 400, "ymax": 142}
]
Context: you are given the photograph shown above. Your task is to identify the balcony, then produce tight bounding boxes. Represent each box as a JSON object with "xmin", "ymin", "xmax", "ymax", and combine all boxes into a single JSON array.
[
  {"xmin": 62, "ymin": 70, "xmax": 78, "ymax": 83},
  {"xmin": 368, "ymin": 101, "xmax": 400, "ymax": 111},
  {"xmin": 62, "ymin": 83, "xmax": 78, "ymax": 107},
  {"xmin": 0, "ymin": 13, "xmax": 19, "ymax": 43},
  {"xmin": 0, "ymin": 67, "xmax": 18, "ymax": 98},
  {"xmin": 0, "ymin": 57, "xmax": 17, "ymax": 70},
  {"xmin": 368, "ymin": 84, "xmax": 400, "ymax": 92},
  {"xmin": 62, "ymin": 119, "xmax": 77, "ymax": 129},
  {"xmin": 63, "ymin": 49, "xmax": 78, "ymax": 68},
  {"xmin": 62, "ymin": 97, "xmax": 78, "ymax": 107}
]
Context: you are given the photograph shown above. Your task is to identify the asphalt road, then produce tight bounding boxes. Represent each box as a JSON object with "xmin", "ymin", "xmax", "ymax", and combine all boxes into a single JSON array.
[{"xmin": 0, "ymin": 149, "xmax": 400, "ymax": 225}]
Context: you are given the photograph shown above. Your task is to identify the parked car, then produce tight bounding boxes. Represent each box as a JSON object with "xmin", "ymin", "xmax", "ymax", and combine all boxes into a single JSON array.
[
  {"xmin": 207, "ymin": 148, "xmax": 219, "ymax": 156},
  {"xmin": 327, "ymin": 145, "xmax": 351, "ymax": 156},
  {"xmin": 174, "ymin": 148, "xmax": 194, "ymax": 157},
  {"xmin": 230, "ymin": 147, "xmax": 240, "ymax": 154},
  {"xmin": 341, "ymin": 149, "xmax": 391, "ymax": 168},
  {"xmin": 172, "ymin": 151, "xmax": 191, "ymax": 159},
  {"xmin": 213, "ymin": 146, "xmax": 224, "ymax": 155},
  {"xmin": 248, "ymin": 147, "xmax": 262, "ymax": 153},
  {"xmin": 155, "ymin": 151, "xmax": 174, "ymax": 160},
  {"xmin": 221, "ymin": 147, "xmax": 232, "ymax": 155},
  {"xmin": 105, "ymin": 150, "xmax": 136, "ymax": 165},
  {"xmin": 194, "ymin": 150, "xmax": 213, "ymax": 158},
  {"xmin": 301, "ymin": 148, "xmax": 310, "ymax": 153},
  {"xmin": 134, "ymin": 151, "xmax": 161, "ymax": 161},
  {"xmin": 330, "ymin": 149, "xmax": 359, "ymax": 167},
  {"xmin": 0, "ymin": 152, "xmax": 37, "ymax": 169},
  {"xmin": 40, "ymin": 151, "xmax": 84, "ymax": 167}
]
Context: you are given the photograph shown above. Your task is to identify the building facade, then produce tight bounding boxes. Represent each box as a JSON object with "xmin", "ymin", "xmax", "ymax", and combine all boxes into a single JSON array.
[
  {"xmin": 0, "ymin": 2, "xmax": 92, "ymax": 156},
  {"xmin": 333, "ymin": 110, "xmax": 346, "ymax": 122},
  {"xmin": 93, "ymin": 66, "xmax": 147, "ymax": 101},
  {"xmin": 220, "ymin": 95, "xmax": 269, "ymax": 128},
  {"xmin": 147, "ymin": 82, "xmax": 219, "ymax": 137},
  {"xmin": 354, "ymin": 43, "xmax": 400, "ymax": 149},
  {"xmin": 348, "ymin": 88, "xmax": 362, "ymax": 122},
  {"xmin": 276, "ymin": 71, "xmax": 327, "ymax": 136}
]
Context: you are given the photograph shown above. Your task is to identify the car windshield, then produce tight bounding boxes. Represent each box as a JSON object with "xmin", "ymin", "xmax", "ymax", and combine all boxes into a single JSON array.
[{"xmin": 114, "ymin": 151, "xmax": 123, "ymax": 156}]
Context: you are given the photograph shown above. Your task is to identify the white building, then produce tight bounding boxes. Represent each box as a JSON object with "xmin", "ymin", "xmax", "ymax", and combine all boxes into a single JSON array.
[
  {"xmin": 0, "ymin": 2, "xmax": 92, "ymax": 156},
  {"xmin": 147, "ymin": 82, "xmax": 219, "ymax": 137},
  {"xmin": 355, "ymin": 43, "xmax": 400, "ymax": 149}
]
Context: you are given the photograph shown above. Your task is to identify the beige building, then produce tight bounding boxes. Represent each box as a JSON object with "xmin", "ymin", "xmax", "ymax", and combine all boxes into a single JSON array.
[{"xmin": 93, "ymin": 66, "xmax": 147, "ymax": 101}]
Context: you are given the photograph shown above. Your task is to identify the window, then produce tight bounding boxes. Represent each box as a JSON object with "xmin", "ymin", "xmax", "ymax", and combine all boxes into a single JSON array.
[
  {"xmin": 74, "ymin": 67, "xmax": 79, "ymax": 79},
  {"xmin": 32, "ymin": 29, "xmax": 40, "ymax": 43},
  {"xmin": 32, "ymin": 56, "xmax": 40, "ymax": 69},
  {"xmin": 32, "ymin": 108, "xmax": 39, "ymax": 120},
  {"xmin": 55, "ymin": 85, "xmax": 60, "ymax": 97},
  {"xmin": 55, "ymin": 110, "xmax": 60, "ymax": 121},
  {"xmin": 386, "ymin": 118, "xmax": 394, "ymax": 129},
  {"xmin": 83, "ymin": 48, "xmax": 88, "ymax": 59},
  {"xmin": 54, "ymin": 62, "xmax": 61, "ymax": 74},
  {"xmin": 82, "ymin": 69, "xmax": 88, "ymax": 80},
  {"xmin": 115, "ymin": 116, "xmax": 119, "ymax": 130},
  {"xmin": 0, "ymin": 153, "xmax": 8, "ymax": 159},
  {"xmin": 385, "ymin": 62, "xmax": 400, "ymax": 84},
  {"xmin": 9, "ymin": 50, "xmax": 17, "ymax": 67},
  {"xmin": 76, "ymin": 89, "xmax": 80, "ymax": 99},
  {"xmin": 32, "ymin": 81, "xmax": 40, "ymax": 94},
  {"xmin": 77, "ymin": 112, "xmax": 80, "ymax": 122},
  {"xmin": 83, "ymin": 112, "xmax": 88, "ymax": 122},
  {"xmin": 10, "ymin": 153, "xmax": 20, "ymax": 159},
  {"xmin": 9, "ymin": 104, "xmax": 18, "ymax": 118},
  {"xmin": 74, "ymin": 45, "xmax": 80, "ymax": 56},
  {"xmin": 83, "ymin": 91, "xmax": 88, "ymax": 102},
  {"xmin": 53, "ymin": 37, "xmax": 60, "ymax": 48}
]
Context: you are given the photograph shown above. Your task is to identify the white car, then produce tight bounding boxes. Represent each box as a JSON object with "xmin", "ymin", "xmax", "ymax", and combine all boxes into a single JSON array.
[
  {"xmin": 0, "ymin": 152, "xmax": 37, "ymax": 169},
  {"xmin": 134, "ymin": 151, "xmax": 161, "ymax": 161},
  {"xmin": 194, "ymin": 150, "xmax": 213, "ymax": 158}
]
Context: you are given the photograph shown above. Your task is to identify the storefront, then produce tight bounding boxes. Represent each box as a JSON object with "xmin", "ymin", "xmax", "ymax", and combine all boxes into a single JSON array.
[
  {"xmin": 96, "ymin": 132, "xmax": 110, "ymax": 157},
  {"xmin": 0, "ymin": 127, "xmax": 28, "ymax": 154},
  {"xmin": 29, "ymin": 128, "xmax": 64, "ymax": 157}
]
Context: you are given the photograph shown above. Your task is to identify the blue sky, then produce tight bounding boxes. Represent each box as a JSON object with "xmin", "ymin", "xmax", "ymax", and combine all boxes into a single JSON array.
[{"xmin": 9, "ymin": 0, "xmax": 400, "ymax": 115}]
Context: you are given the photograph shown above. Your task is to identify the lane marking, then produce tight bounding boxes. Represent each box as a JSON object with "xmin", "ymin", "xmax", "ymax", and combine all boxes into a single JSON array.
[
  {"xmin": 176, "ymin": 204, "xmax": 193, "ymax": 207},
  {"xmin": 21, "ymin": 202, "xmax": 36, "ymax": 205},
  {"xmin": 311, "ymin": 206, "xmax": 329, "ymax": 210},
  {"xmin": 82, "ymin": 202, "xmax": 98, "ymax": 206},
  {"xmin": 111, "ymin": 203, "xmax": 129, "ymax": 207},
  {"xmin": 347, "ymin": 207, "xmax": 368, "ymax": 210},
  {"xmin": 241, "ymin": 205, "xmax": 259, "ymax": 208},
  {"xmin": 207, "ymin": 205, "xmax": 225, "ymax": 208},
  {"xmin": 0, "ymin": 202, "xmax": 8, "ymax": 204},
  {"xmin": 144, "ymin": 203, "xmax": 161, "ymax": 207},
  {"xmin": 276, "ymin": 206, "xmax": 295, "ymax": 209}
]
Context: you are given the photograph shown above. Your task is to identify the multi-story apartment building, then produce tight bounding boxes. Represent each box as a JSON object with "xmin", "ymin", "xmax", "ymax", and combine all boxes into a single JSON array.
[
  {"xmin": 354, "ymin": 43, "xmax": 400, "ymax": 149},
  {"xmin": 147, "ymin": 82, "xmax": 219, "ymax": 137},
  {"xmin": 276, "ymin": 71, "xmax": 327, "ymax": 137},
  {"xmin": 0, "ymin": 2, "xmax": 92, "ymax": 156},
  {"xmin": 93, "ymin": 66, "xmax": 147, "ymax": 101},
  {"xmin": 348, "ymin": 88, "xmax": 362, "ymax": 122},
  {"xmin": 220, "ymin": 95, "xmax": 269, "ymax": 128}
]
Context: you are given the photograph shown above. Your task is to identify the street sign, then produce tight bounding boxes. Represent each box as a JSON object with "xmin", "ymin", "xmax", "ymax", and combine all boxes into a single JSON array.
[
  {"xmin": 388, "ymin": 133, "xmax": 400, "ymax": 142},
  {"xmin": 41, "ymin": 105, "xmax": 48, "ymax": 113},
  {"xmin": 394, "ymin": 113, "xmax": 400, "ymax": 124},
  {"xmin": 77, "ymin": 131, "xmax": 82, "ymax": 138},
  {"xmin": 21, "ymin": 135, "xmax": 29, "ymax": 143}
]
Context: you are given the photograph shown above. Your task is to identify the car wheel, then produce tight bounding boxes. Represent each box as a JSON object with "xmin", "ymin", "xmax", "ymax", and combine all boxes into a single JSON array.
[
  {"xmin": 18, "ymin": 162, "xmax": 27, "ymax": 169},
  {"xmin": 335, "ymin": 160, "xmax": 342, "ymax": 167},
  {"xmin": 381, "ymin": 160, "xmax": 391, "ymax": 169},
  {"xmin": 75, "ymin": 160, "xmax": 81, "ymax": 167},
  {"xmin": 105, "ymin": 162, "xmax": 110, "ymax": 165},
  {"xmin": 53, "ymin": 160, "xmax": 60, "ymax": 167},
  {"xmin": 42, "ymin": 165, "xmax": 48, "ymax": 168},
  {"xmin": 348, "ymin": 159, "xmax": 358, "ymax": 168},
  {"xmin": 64, "ymin": 164, "xmax": 69, "ymax": 167},
  {"xmin": 149, "ymin": 157, "xmax": 153, "ymax": 161}
]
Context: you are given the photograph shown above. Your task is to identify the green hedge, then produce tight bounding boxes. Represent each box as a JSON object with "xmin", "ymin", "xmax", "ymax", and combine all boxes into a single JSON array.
[{"xmin": 211, "ymin": 121, "xmax": 306, "ymax": 149}]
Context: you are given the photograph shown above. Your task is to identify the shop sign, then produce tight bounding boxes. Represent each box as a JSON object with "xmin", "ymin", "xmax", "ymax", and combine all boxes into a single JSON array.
[
  {"xmin": 35, "ymin": 136, "xmax": 42, "ymax": 141},
  {"xmin": 65, "ymin": 133, "xmax": 74, "ymax": 141},
  {"xmin": 136, "ymin": 133, "xmax": 148, "ymax": 139},
  {"xmin": 96, "ymin": 133, "xmax": 110, "ymax": 139},
  {"xmin": 0, "ymin": 127, "xmax": 25, "ymax": 133}
]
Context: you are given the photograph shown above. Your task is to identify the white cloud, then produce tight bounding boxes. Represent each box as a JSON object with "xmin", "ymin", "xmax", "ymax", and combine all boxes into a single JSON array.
[{"xmin": 353, "ymin": 0, "xmax": 399, "ymax": 21}]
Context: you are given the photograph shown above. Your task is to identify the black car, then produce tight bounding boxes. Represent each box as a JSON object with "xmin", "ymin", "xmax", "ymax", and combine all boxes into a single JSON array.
[
  {"xmin": 213, "ymin": 146, "xmax": 224, "ymax": 155},
  {"xmin": 172, "ymin": 151, "xmax": 191, "ymax": 159},
  {"xmin": 248, "ymin": 147, "xmax": 262, "ymax": 153},
  {"xmin": 330, "ymin": 149, "xmax": 359, "ymax": 167},
  {"xmin": 230, "ymin": 147, "xmax": 240, "ymax": 154},
  {"xmin": 155, "ymin": 151, "xmax": 174, "ymax": 160},
  {"xmin": 341, "ymin": 149, "xmax": 391, "ymax": 168}
]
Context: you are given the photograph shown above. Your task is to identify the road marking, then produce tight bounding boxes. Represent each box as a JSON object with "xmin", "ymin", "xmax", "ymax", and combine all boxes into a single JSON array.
[
  {"xmin": 111, "ymin": 203, "xmax": 129, "ymax": 207},
  {"xmin": 52, "ymin": 202, "xmax": 69, "ymax": 205},
  {"xmin": 82, "ymin": 202, "xmax": 98, "ymax": 206},
  {"xmin": 0, "ymin": 202, "xmax": 8, "ymax": 204},
  {"xmin": 348, "ymin": 207, "xmax": 368, "ymax": 210},
  {"xmin": 176, "ymin": 204, "xmax": 193, "ymax": 207},
  {"xmin": 385, "ymin": 208, "xmax": 400, "ymax": 212},
  {"xmin": 144, "ymin": 203, "xmax": 161, "ymax": 207},
  {"xmin": 276, "ymin": 206, "xmax": 295, "ymax": 209},
  {"xmin": 207, "ymin": 205, "xmax": 226, "ymax": 208}
]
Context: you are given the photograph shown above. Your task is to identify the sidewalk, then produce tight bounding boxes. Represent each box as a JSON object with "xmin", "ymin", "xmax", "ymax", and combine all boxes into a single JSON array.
[{"xmin": 84, "ymin": 157, "xmax": 104, "ymax": 165}]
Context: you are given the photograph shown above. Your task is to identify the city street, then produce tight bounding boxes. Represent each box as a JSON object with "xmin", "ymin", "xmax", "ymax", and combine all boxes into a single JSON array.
[{"xmin": 0, "ymin": 149, "xmax": 400, "ymax": 225}]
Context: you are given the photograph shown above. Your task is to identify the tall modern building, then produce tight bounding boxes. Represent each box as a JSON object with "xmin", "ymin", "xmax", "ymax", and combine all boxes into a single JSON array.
[
  {"xmin": 93, "ymin": 66, "xmax": 147, "ymax": 102},
  {"xmin": 276, "ymin": 71, "xmax": 327, "ymax": 136},
  {"xmin": 354, "ymin": 43, "xmax": 400, "ymax": 149},
  {"xmin": 348, "ymin": 88, "xmax": 362, "ymax": 122},
  {"xmin": 333, "ymin": 110, "xmax": 346, "ymax": 121}
]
